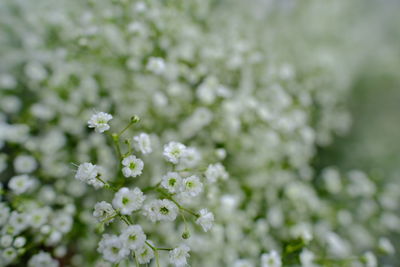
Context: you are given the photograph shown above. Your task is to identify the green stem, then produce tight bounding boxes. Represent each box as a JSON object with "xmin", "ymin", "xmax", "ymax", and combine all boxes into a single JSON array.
[{"xmin": 154, "ymin": 250, "xmax": 160, "ymax": 267}]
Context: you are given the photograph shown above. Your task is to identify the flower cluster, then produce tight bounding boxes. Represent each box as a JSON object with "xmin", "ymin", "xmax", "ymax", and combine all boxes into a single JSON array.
[
  {"xmin": 0, "ymin": 0, "xmax": 398, "ymax": 266},
  {"xmin": 73, "ymin": 112, "xmax": 217, "ymax": 265}
]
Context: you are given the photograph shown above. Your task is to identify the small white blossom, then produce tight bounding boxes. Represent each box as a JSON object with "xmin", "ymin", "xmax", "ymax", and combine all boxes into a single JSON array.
[
  {"xmin": 121, "ymin": 155, "xmax": 144, "ymax": 178},
  {"xmin": 0, "ymin": 235, "xmax": 13, "ymax": 247},
  {"xmin": 146, "ymin": 57, "xmax": 165, "ymax": 75},
  {"xmin": 119, "ymin": 225, "xmax": 146, "ymax": 251},
  {"xmin": 2, "ymin": 247, "xmax": 17, "ymax": 263},
  {"xmin": 196, "ymin": 209, "xmax": 214, "ymax": 232},
  {"xmin": 181, "ymin": 175, "xmax": 203, "ymax": 197},
  {"xmin": 161, "ymin": 172, "xmax": 182, "ymax": 193},
  {"xmin": 378, "ymin": 237, "xmax": 395, "ymax": 254},
  {"xmin": 169, "ymin": 244, "xmax": 190, "ymax": 267},
  {"xmin": 135, "ymin": 242, "xmax": 155, "ymax": 264},
  {"xmin": 13, "ymin": 236, "xmax": 26, "ymax": 248},
  {"xmin": 75, "ymin": 162, "xmax": 104, "ymax": 189},
  {"xmin": 180, "ymin": 147, "xmax": 201, "ymax": 168},
  {"xmin": 143, "ymin": 199, "xmax": 178, "ymax": 222},
  {"xmin": 205, "ymin": 163, "xmax": 229, "ymax": 183},
  {"xmin": 88, "ymin": 112, "xmax": 113, "ymax": 133},
  {"xmin": 300, "ymin": 249, "xmax": 315, "ymax": 267},
  {"xmin": 98, "ymin": 234, "xmax": 129, "ymax": 263},
  {"xmin": 363, "ymin": 251, "xmax": 377, "ymax": 267},
  {"xmin": 133, "ymin": 133, "xmax": 152, "ymax": 154},
  {"xmin": 52, "ymin": 213, "xmax": 73, "ymax": 233},
  {"xmin": 93, "ymin": 201, "xmax": 115, "ymax": 224},
  {"xmin": 163, "ymin": 142, "xmax": 186, "ymax": 164},
  {"xmin": 28, "ymin": 251, "xmax": 59, "ymax": 267},
  {"xmin": 261, "ymin": 250, "xmax": 282, "ymax": 267},
  {"xmin": 13, "ymin": 155, "xmax": 37, "ymax": 173},
  {"xmin": 8, "ymin": 211, "xmax": 29, "ymax": 235},
  {"xmin": 112, "ymin": 187, "xmax": 145, "ymax": 215},
  {"xmin": 8, "ymin": 175, "xmax": 34, "ymax": 195},
  {"xmin": 29, "ymin": 207, "xmax": 50, "ymax": 228}
]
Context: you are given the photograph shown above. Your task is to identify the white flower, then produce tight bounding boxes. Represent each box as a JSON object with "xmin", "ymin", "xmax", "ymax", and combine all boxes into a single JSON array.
[
  {"xmin": 133, "ymin": 133, "xmax": 152, "ymax": 154},
  {"xmin": 98, "ymin": 234, "xmax": 129, "ymax": 263},
  {"xmin": 135, "ymin": 242, "xmax": 154, "ymax": 264},
  {"xmin": 75, "ymin": 162, "xmax": 104, "ymax": 189},
  {"xmin": 119, "ymin": 225, "xmax": 146, "ymax": 250},
  {"xmin": 93, "ymin": 201, "xmax": 115, "ymax": 224},
  {"xmin": 161, "ymin": 172, "xmax": 182, "ymax": 193},
  {"xmin": 8, "ymin": 211, "xmax": 29, "ymax": 235},
  {"xmin": 13, "ymin": 155, "xmax": 37, "ymax": 173},
  {"xmin": 261, "ymin": 250, "xmax": 281, "ymax": 267},
  {"xmin": 169, "ymin": 244, "xmax": 190, "ymax": 267},
  {"xmin": 52, "ymin": 213, "xmax": 73, "ymax": 233},
  {"xmin": 363, "ymin": 251, "xmax": 377, "ymax": 267},
  {"xmin": 300, "ymin": 249, "xmax": 315, "ymax": 267},
  {"xmin": 0, "ymin": 235, "xmax": 13, "ymax": 247},
  {"xmin": 29, "ymin": 207, "xmax": 50, "ymax": 228},
  {"xmin": 8, "ymin": 175, "xmax": 34, "ymax": 195},
  {"xmin": 28, "ymin": 251, "xmax": 59, "ymax": 267},
  {"xmin": 121, "ymin": 155, "xmax": 144, "ymax": 178},
  {"xmin": 163, "ymin": 142, "xmax": 186, "ymax": 164},
  {"xmin": 146, "ymin": 57, "xmax": 165, "ymax": 75},
  {"xmin": 205, "ymin": 163, "xmax": 229, "ymax": 183},
  {"xmin": 2, "ymin": 247, "xmax": 17, "ymax": 263},
  {"xmin": 112, "ymin": 187, "xmax": 145, "ymax": 215},
  {"xmin": 181, "ymin": 175, "xmax": 203, "ymax": 197},
  {"xmin": 378, "ymin": 237, "xmax": 395, "ymax": 254},
  {"xmin": 196, "ymin": 209, "xmax": 214, "ymax": 232},
  {"xmin": 88, "ymin": 112, "xmax": 113, "ymax": 133},
  {"xmin": 179, "ymin": 147, "xmax": 201, "ymax": 168},
  {"xmin": 13, "ymin": 236, "xmax": 26, "ymax": 248},
  {"xmin": 143, "ymin": 199, "xmax": 178, "ymax": 222}
]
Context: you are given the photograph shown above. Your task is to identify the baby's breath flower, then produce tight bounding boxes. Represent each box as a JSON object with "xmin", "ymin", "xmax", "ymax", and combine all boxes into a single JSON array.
[
  {"xmin": 146, "ymin": 57, "xmax": 165, "ymax": 75},
  {"xmin": 97, "ymin": 234, "xmax": 129, "ymax": 263},
  {"xmin": 13, "ymin": 155, "xmax": 37, "ymax": 173},
  {"xmin": 169, "ymin": 244, "xmax": 190, "ymax": 267},
  {"xmin": 75, "ymin": 162, "xmax": 104, "ymax": 189},
  {"xmin": 8, "ymin": 175, "xmax": 34, "ymax": 195},
  {"xmin": 88, "ymin": 112, "xmax": 113, "ymax": 133},
  {"xmin": 261, "ymin": 250, "xmax": 281, "ymax": 267},
  {"xmin": 161, "ymin": 172, "xmax": 182, "ymax": 193},
  {"xmin": 13, "ymin": 236, "xmax": 26, "ymax": 248},
  {"xmin": 133, "ymin": 133, "xmax": 152, "ymax": 154},
  {"xmin": 180, "ymin": 176, "xmax": 203, "ymax": 197},
  {"xmin": 28, "ymin": 251, "xmax": 59, "ymax": 267},
  {"xmin": 119, "ymin": 225, "xmax": 146, "ymax": 251},
  {"xmin": 0, "ymin": 235, "xmax": 13, "ymax": 247},
  {"xmin": 163, "ymin": 142, "xmax": 186, "ymax": 164},
  {"xmin": 134, "ymin": 242, "xmax": 155, "ymax": 264},
  {"xmin": 121, "ymin": 155, "xmax": 144, "ymax": 178},
  {"xmin": 2, "ymin": 247, "xmax": 17, "ymax": 263},
  {"xmin": 196, "ymin": 209, "xmax": 214, "ymax": 232},
  {"xmin": 93, "ymin": 201, "xmax": 115, "ymax": 224},
  {"xmin": 180, "ymin": 147, "xmax": 201, "ymax": 168},
  {"xmin": 205, "ymin": 163, "xmax": 229, "ymax": 183},
  {"xmin": 143, "ymin": 199, "xmax": 178, "ymax": 222},
  {"xmin": 112, "ymin": 187, "xmax": 145, "ymax": 215}
]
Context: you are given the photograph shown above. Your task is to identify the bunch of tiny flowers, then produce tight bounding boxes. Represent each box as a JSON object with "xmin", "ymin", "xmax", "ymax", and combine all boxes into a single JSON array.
[{"xmin": 75, "ymin": 112, "xmax": 219, "ymax": 266}]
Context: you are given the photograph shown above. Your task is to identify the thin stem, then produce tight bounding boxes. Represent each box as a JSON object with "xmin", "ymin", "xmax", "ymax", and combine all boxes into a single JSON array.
[
  {"xmin": 154, "ymin": 250, "xmax": 160, "ymax": 267},
  {"xmin": 100, "ymin": 213, "xmax": 119, "ymax": 224},
  {"xmin": 118, "ymin": 115, "xmax": 140, "ymax": 136},
  {"xmin": 134, "ymin": 252, "xmax": 140, "ymax": 267},
  {"xmin": 142, "ymin": 182, "xmax": 161, "ymax": 192},
  {"xmin": 156, "ymin": 247, "xmax": 173, "ymax": 251}
]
